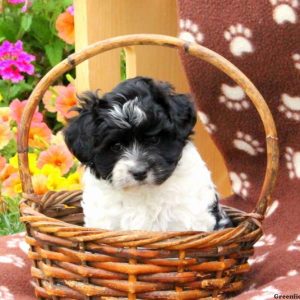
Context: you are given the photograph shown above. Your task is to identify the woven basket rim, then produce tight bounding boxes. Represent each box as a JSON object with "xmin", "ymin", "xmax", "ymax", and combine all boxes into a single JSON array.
[
  {"xmin": 20, "ymin": 189, "xmax": 262, "ymax": 248},
  {"xmin": 17, "ymin": 34, "xmax": 279, "ymax": 219}
]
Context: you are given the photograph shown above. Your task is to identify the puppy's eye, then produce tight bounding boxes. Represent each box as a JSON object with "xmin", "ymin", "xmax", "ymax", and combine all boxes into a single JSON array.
[
  {"xmin": 111, "ymin": 143, "xmax": 123, "ymax": 152},
  {"xmin": 147, "ymin": 136, "xmax": 160, "ymax": 145}
]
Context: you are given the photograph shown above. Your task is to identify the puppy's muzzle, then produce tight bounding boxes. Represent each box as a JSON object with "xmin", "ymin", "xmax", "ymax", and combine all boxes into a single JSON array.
[{"xmin": 129, "ymin": 164, "xmax": 149, "ymax": 181}]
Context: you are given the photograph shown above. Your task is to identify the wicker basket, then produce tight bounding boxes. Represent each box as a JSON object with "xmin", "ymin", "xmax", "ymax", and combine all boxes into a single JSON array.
[{"xmin": 18, "ymin": 34, "xmax": 279, "ymax": 300}]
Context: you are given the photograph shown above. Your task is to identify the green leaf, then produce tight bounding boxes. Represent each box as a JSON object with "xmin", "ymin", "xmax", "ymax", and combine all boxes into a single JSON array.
[
  {"xmin": 10, "ymin": 81, "xmax": 33, "ymax": 99},
  {"xmin": 0, "ymin": 139, "xmax": 17, "ymax": 160},
  {"xmin": 20, "ymin": 14, "xmax": 32, "ymax": 33},
  {"xmin": 31, "ymin": 16, "xmax": 53, "ymax": 44},
  {"xmin": 0, "ymin": 81, "xmax": 10, "ymax": 105},
  {"xmin": 45, "ymin": 40, "xmax": 64, "ymax": 67},
  {"xmin": 66, "ymin": 73, "xmax": 75, "ymax": 84},
  {"xmin": 0, "ymin": 17, "xmax": 20, "ymax": 41},
  {"xmin": 62, "ymin": 0, "xmax": 73, "ymax": 7}
]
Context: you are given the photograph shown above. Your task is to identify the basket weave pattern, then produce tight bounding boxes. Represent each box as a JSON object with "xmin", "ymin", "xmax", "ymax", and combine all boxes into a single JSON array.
[{"xmin": 18, "ymin": 35, "xmax": 279, "ymax": 300}]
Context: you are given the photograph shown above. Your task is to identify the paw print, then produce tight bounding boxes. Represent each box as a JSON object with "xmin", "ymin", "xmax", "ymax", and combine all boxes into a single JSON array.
[
  {"xmin": 287, "ymin": 269, "xmax": 299, "ymax": 276},
  {"xmin": 197, "ymin": 111, "xmax": 217, "ymax": 134},
  {"xmin": 224, "ymin": 24, "xmax": 254, "ymax": 57},
  {"xmin": 278, "ymin": 93, "xmax": 300, "ymax": 121},
  {"xmin": 0, "ymin": 254, "xmax": 25, "ymax": 268},
  {"xmin": 285, "ymin": 147, "xmax": 300, "ymax": 179},
  {"xmin": 251, "ymin": 286, "xmax": 281, "ymax": 300},
  {"xmin": 255, "ymin": 233, "xmax": 277, "ymax": 248},
  {"xmin": 233, "ymin": 131, "xmax": 264, "ymax": 156},
  {"xmin": 287, "ymin": 234, "xmax": 300, "ymax": 251},
  {"xmin": 265, "ymin": 199, "xmax": 279, "ymax": 218},
  {"xmin": 179, "ymin": 19, "xmax": 204, "ymax": 43},
  {"xmin": 0, "ymin": 286, "xmax": 14, "ymax": 300},
  {"xmin": 292, "ymin": 53, "xmax": 300, "ymax": 70},
  {"xmin": 7, "ymin": 236, "xmax": 29, "ymax": 254},
  {"xmin": 270, "ymin": 0, "xmax": 299, "ymax": 24},
  {"xmin": 229, "ymin": 171, "xmax": 250, "ymax": 198},
  {"xmin": 248, "ymin": 252, "xmax": 270, "ymax": 266},
  {"xmin": 219, "ymin": 83, "xmax": 249, "ymax": 110}
]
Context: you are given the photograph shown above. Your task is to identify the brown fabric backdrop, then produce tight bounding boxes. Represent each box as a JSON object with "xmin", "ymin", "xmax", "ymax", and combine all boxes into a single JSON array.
[{"xmin": 178, "ymin": 0, "xmax": 300, "ymax": 297}]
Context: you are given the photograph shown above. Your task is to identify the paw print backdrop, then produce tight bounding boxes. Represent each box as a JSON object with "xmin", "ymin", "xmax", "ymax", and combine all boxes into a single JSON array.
[
  {"xmin": 224, "ymin": 24, "xmax": 254, "ymax": 56},
  {"xmin": 178, "ymin": 0, "xmax": 300, "ymax": 296},
  {"xmin": 0, "ymin": 233, "xmax": 33, "ymax": 300},
  {"xmin": 219, "ymin": 83, "xmax": 250, "ymax": 110}
]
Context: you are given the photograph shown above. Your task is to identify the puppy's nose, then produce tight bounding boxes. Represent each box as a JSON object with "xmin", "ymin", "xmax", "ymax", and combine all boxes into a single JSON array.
[{"xmin": 130, "ymin": 169, "xmax": 147, "ymax": 181}]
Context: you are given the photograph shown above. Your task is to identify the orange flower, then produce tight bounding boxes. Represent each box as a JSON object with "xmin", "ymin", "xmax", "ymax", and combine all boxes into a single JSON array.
[
  {"xmin": 37, "ymin": 144, "xmax": 74, "ymax": 175},
  {"xmin": 0, "ymin": 107, "xmax": 11, "ymax": 123},
  {"xmin": 32, "ymin": 174, "xmax": 49, "ymax": 195},
  {"xmin": 56, "ymin": 84, "xmax": 78, "ymax": 120},
  {"xmin": 10, "ymin": 99, "xmax": 43, "ymax": 124},
  {"xmin": 0, "ymin": 155, "xmax": 6, "ymax": 170},
  {"xmin": 55, "ymin": 10, "xmax": 74, "ymax": 45},
  {"xmin": 0, "ymin": 121, "xmax": 12, "ymax": 150},
  {"xmin": 2, "ymin": 173, "xmax": 22, "ymax": 197},
  {"xmin": 0, "ymin": 164, "xmax": 17, "ymax": 182},
  {"xmin": 43, "ymin": 85, "xmax": 65, "ymax": 113},
  {"xmin": 57, "ymin": 110, "xmax": 67, "ymax": 125},
  {"xmin": 28, "ymin": 122, "xmax": 52, "ymax": 149}
]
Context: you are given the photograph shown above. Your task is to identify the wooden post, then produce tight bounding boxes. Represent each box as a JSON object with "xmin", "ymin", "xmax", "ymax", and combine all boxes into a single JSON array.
[{"xmin": 73, "ymin": 0, "xmax": 231, "ymax": 196}]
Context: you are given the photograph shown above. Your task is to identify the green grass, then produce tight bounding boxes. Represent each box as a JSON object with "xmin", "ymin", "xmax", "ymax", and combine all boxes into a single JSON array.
[
  {"xmin": 120, "ymin": 49, "xmax": 127, "ymax": 81},
  {"xmin": 0, "ymin": 197, "xmax": 24, "ymax": 236}
]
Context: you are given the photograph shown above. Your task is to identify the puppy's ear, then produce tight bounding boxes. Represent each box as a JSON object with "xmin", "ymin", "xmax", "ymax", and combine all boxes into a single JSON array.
[
  {"xmin": 170, "ymin": 93, "xmax": 197, "ymax": 139},
  {"xmin": 63, "ymin": 93, "xmax": 97, "ymax": 164},
  {"xmin": 154, "ymin": 80, "xmax": 175, "ymax": 95}
]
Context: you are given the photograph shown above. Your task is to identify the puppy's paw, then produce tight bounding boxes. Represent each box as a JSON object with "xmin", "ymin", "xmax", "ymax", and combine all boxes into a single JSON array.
[{"xmin": 210, "ymin": 195, "xmax": 233, "ymax": 230}]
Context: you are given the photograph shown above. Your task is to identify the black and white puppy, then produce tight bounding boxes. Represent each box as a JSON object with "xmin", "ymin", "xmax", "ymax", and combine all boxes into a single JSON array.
[{"xmin": 64, "ymin": 76, "xmax": 231, "ymax": 231}]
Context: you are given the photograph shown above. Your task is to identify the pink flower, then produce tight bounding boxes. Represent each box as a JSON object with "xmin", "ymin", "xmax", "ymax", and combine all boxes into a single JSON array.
[
  {"xmin": 0, "ymin": 40, "xmax": 35, "ymax": 83},
  {"xmin": 0, "ymin": 121, "xmax": 12, "ymax": 150},
  {"xmin": 42, "ymin": 85, "xmax": 65, "ymax": 113},
  {"xmin": 37, "ymin": 144, "xmax": 74, "ymax": 175},
  {"xmin": 7, "ymin": 0, "xmax": 25, "ymax": 4},
  {"xmin": 67, "ymin": 5, "xmax": 74, "ymax": 16},
  {"xmin": 10, "ymin": 99, "xmax": 43, "ymax": 124},
  {"xmin": 7, "ymin": 0, "xmax": 31, "ymax": 12},
  {"xmin": 0, "ymin": 155, "xmax": 6, "ymax": 170},
  {"xmin": 2, "ymin": 173, "xmax": 22, "ymax": 197},
  {"xmin": 56, "ymin": 84, "xmax": 78, "ymax": 119},
  {"xmin": 28, "ymin": 122, "xmax": 52, "ymax": 149}
]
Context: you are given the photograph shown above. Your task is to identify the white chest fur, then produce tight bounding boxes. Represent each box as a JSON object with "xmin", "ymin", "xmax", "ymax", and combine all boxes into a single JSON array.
[{"xmin": 82, "ymin": 142, "xmax": 217, "ymax": 231}]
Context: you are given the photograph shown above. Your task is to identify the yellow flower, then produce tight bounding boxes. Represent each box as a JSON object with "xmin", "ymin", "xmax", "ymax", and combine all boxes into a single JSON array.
[
  {"xmin": 66, "ymin": 171, "xmax": 82, "ymax": 190},
  {"xmin": 46, "ymin": 173, "xmax": 68, "ymax": 191},
  {"xmin": 35, "ymin": 163, "xmax": 61, "ymax": 177},
  {"xmin": 9, "ymin": 152, "xmax": 38, "ymax": 174}
]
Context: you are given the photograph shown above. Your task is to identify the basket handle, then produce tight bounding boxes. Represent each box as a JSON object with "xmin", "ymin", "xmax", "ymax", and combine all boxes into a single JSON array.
[{"xmin": 17, "ymin": 34, "xmax": 279, "ymax": 217}]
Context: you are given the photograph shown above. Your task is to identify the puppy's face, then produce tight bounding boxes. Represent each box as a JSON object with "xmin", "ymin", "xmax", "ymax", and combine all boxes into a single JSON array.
[{"xmin": 64, "ymin": 77, "xmax": 196, "ymax": 189}]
